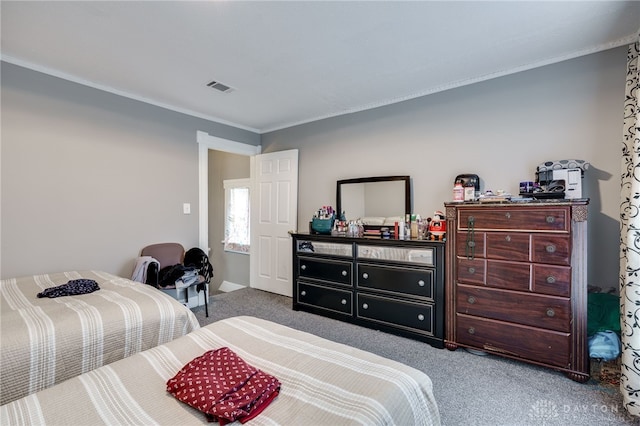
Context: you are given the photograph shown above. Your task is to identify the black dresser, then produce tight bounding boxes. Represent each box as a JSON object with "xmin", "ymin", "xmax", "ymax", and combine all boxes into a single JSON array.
[{"xmin": 291, "ymin": 232, "xmax": 445, "ymax": 348}]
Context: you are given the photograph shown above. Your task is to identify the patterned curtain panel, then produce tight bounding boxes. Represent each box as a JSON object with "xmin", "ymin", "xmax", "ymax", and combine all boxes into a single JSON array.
[{"xmin": 621, "ymin": 32, "xmax": 640, "ymax": 417}]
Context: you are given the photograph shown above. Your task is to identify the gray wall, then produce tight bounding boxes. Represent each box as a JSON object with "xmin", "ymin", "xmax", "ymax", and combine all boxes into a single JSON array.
[
  {"xmin": 1, "ymin": 61, "xmax": 260, "ymax": 279},
  {"xmin": 208, "ymin": 150, "xmax": 251, "ymax": 291},
  {"xmin": 262, "ymin": 47, "xmax": 627, "ymax": 291}
]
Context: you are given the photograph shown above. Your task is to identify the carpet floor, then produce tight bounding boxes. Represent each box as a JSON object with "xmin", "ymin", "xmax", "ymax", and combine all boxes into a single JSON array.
[{"xmin": 193, "ymin": 288, "xmax": 637, "ymax": 426}]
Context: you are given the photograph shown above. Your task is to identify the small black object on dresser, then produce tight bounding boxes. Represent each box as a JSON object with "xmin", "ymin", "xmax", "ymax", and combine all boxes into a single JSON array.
[{"xmin": 291, "ymin": 232, "xmax": 445, "ymax": 349}]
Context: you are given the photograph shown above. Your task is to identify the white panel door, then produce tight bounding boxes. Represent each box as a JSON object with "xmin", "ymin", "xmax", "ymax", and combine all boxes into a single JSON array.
[{"xmin": 249, "ymin": 149, "xmax": 298, "ymax": 296}]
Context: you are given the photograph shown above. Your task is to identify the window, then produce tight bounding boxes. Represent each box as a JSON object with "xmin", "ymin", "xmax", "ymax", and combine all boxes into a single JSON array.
[{"xmin": 223, "ymin": 178, "xmax": 250, "ymax": 254}]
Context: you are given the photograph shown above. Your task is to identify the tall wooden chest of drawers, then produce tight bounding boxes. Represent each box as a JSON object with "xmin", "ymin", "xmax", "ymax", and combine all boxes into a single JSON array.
[
  {"xmin": 444, "ymin": 200, "xmax": 589, "ymax": 382},
  {"xmin": 291, "ymin": 233, "xmax": 445, "ymax": 348}
]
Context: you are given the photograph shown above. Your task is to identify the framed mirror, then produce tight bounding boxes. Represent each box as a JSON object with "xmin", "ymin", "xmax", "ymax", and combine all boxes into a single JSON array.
[{"xmin": 336, "ymin": 176, "xmax": 411, "ymax": 224}]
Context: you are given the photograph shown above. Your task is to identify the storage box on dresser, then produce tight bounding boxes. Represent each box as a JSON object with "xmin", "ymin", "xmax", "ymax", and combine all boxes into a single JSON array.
[
  {"xmin": 444, "ymin": 200, "xmax": 589, "ymax": 382},
  {"xmin": 291, "ymin": 233, "xmax": 445, "ymax": 349}
]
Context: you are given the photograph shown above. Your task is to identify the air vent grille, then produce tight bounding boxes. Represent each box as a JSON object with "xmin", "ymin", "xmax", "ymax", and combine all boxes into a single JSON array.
[{"xmin": 206, "ymin": 80, "xmax": 234, "ymax": 93}]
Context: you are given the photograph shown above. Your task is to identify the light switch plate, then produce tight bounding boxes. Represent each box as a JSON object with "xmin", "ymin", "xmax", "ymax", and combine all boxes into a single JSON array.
[{"xmin": 183, "ymin": 203, "xmax": 191, "ymax": 214}]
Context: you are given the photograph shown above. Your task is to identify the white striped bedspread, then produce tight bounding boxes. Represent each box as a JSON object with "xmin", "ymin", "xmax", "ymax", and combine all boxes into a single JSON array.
[
  {"xmin": 1, "ymin": 316, "xmax": 441, "ymax": 426},
  {"xmin": 0, "ymin": 270, "xmax": 200, "ymax": 406}
]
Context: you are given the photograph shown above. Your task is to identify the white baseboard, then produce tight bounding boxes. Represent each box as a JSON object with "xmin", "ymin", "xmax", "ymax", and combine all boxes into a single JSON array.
[{"xmin": 219, "ymin": 280, "xmax": 246, "ymax": 293}]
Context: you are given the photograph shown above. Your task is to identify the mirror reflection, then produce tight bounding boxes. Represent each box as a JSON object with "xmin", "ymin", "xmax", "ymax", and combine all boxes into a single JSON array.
[{"xmin": 337, "ymin": 176, "xmax": 410, "ymax": 224}]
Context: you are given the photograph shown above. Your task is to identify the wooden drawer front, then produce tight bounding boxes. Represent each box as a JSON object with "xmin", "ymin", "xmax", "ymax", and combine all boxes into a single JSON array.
[
  {"xmin": 456, "ymin": 232, "xmax": 485, "ymax": 258},
  {"xmin": 486, "ymin": 260, "xmax": 530, "ymax": 291},
  {"xmin": 457, "ymin": 258, "xmax": 485, "ymax": 284},
  {"xmin": 357, "ymin": 293, "xmax": 434, "ymax": 336},
  {"xmin": 357, "ymin": 263, "xmax": 433, "ymax": 300},
  {"xmin": 532, "ymin": 235, "xmax": 570, "ymax": 266},
  {"xmin": 533, "ymin": 265, "xmax": 571, "ymax": 297},
  {"xmin": 456, "ymin": 284, "xmax": 571, "ymax": 332},
  {"xmin": 298, "ymin": 257, "xmax": 352, "ymax": 285},
  {"xmin": 297, "ymin": 282, "xmax": 352, "ymax": 315},
  {"xmin": 485, "ymin": 233, "xmax": 530, "ymax": 261},
  {"xmin": 456, "ymin": 314, "xmax": 571, "ymax": 368},
  {"xmin": 458, "ymin": 208, "xmax": 569, "ymax": 232}
]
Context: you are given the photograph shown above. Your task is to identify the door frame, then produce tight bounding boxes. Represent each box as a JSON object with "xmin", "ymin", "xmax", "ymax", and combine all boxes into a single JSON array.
[{"xmin": 196, "ymin": 130, "xmax": 261, "ymax": 253}]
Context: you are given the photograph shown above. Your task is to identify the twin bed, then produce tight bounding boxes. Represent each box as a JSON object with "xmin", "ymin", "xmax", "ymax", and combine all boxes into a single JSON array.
[{"xmin": 0, "ymin": 272, "xmax": 441, "ymax": 425}]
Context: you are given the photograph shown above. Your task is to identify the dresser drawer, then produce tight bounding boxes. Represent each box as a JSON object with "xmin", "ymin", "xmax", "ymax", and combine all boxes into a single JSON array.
[
  {"xmin": 357, "ymin": 293, "xmax": 435, "ymax": 336},
  {"xmin": 532, "ymin": 235, "xmax": 570, "ymax": 265},
  {"xmin": 456, "ymin": 314, "xmax": 571, "ymax": 368},
  {"xmin": 456, "ymin": 284, "xmax": 571, "ymax": 332},
  {"xmin": 357, "ymin": 245, "xmax": 435, "ymax": 266},
  {"xmin": 456, "ymin": 232, "xmax": 485, "ymax": 258},
  {"xmin": 486, "ymin": 233, "xmax": 530, "ymax": 261},
  {"xmin": 357, "ymin": 263, "xmax": 433, "ymax": 300},
  {"xmin": 458, "ymin": 208, "xmax": 569, "ymax": 232},
  {"xmin": 486, "ymin": 260, "xmax": 530, "ymax": 291},
  {"xmin": 457, "ymin": 258, "xmax": 485, "ymax": 284},
  {"xmin": 297, "ymin": 282, "xmax": 352, "ymax": 315},
  {"xmin": 296, "ymin": 240, "xmax": 353, "ymax": 257},
  {"xmin": 298, "ymin": 256, "xmax": 352, "ymax": 285},
  {"xmin": 533, "ymin": 264, "xmax": 571, "ymax": 297}
]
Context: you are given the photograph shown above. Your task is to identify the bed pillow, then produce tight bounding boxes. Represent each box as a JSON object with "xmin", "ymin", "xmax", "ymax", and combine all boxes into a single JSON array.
[{"xmin": 166, "ymin": 347, "xmax": 280, "ymax": 424}]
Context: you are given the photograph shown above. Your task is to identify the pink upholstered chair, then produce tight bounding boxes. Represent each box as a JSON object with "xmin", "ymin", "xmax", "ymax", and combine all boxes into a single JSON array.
[{"xmin": 140, "ymin": 242, "xmax": 185, "ymax": 287}]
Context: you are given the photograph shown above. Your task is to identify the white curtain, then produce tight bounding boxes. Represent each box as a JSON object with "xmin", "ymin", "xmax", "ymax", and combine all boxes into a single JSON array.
[{"xmin": 620, "ymin": 31, "xmax": 640, "ymax": 416}]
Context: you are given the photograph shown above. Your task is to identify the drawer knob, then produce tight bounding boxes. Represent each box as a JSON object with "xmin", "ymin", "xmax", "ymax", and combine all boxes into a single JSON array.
[
  {"xmin": 362, "ymin": 303, "xmax": 368, "ymax": 309},
  {"xmin": 467, "ymin": 241, "xmax": 476, "ymax": 248},
  {"xmin": 546, "ymin": 244, "xmax": 556, "ymax": 253},
  {"xmin": 468, "ymin": 267, "xmax": 476, "ymax": 274},
  {"xmin": 505, "ymin": 212, "xmax": 511, "ymax": 219},
  {"xmin": 468, "ymin": 296, "xmax": 476, "ymax": 304},
  {"xmin": 468, "ymin": 327, "xmax": 476, "ymax": 335},
  {"xmin": 505, "ymin": 235, "xmax": 511, "ymax": 242},
  {"xmin": 546, "ymin": 216, "xmax": 555, "ymax": 224},
  {"xmin": 546, "ymin": 275, "xmax": 556, "ymax": 284},
  {"xmin": 342, "ymin": 270, "xmax": 348, "ymax": 276},
  {"xmin": 362, "ymin": 272, "xmax": 369, "ymax": 279},
  {"xmin": 300, "ymin": 290, "xmax": 306, "ymax": 296},
  {"xmin": 417, "ymin": 314, "xmax": 425, "ymax": 321},
  {"xmin": 546, "ymin": 308, "xmax": 555, "ymax": 317},
  {"xmin": 301, "ymin": 264, "xmax": 307, "ymax": 270},
  {"xmin": 418, "ymin": 279, "xmax": 425, "ymax": 287},
  {"xmin": 341, "ymin": 299, "xmax": 347, "ymax": 305}
]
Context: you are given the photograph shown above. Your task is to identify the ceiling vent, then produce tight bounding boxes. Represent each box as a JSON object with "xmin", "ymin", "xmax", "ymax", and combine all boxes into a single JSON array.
[{"xmin": 206, "ymin": 80, "xmax": 234, "ymax": 93}]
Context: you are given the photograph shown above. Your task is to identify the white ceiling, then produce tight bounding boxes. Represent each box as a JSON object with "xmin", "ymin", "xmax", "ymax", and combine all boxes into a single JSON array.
[{"xmin": 2, "ymin": 1, "xmax": 639, "ymax": 134}]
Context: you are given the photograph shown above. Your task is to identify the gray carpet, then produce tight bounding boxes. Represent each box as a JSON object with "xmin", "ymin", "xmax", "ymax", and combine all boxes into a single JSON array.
[{"xmin": 192, "ymin": 288, "xmax": 637, "ymax": 426}]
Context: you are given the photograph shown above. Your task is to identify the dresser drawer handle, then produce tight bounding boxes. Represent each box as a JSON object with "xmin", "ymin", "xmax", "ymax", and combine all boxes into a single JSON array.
[
  {"xmin": 468, "ymin": 327, "xmax": 476, "ymax": 335},
  {"xmin": 546, "ymin": 216, "xmax": 555, "ymax": 224},
  {"xmin": 341, "ymin": 299, "xmax": 347, "ymax": 305},
  {"xmin": 546, "ymin": 275, "xmax": 556, "ymax": 284},
  {"xmin": 342, "ymin": 270, "xmax": 348, "ymax": 276},
  {"xmin": 468, "ymin": 296, "xmax": 476, "ymax": 304},
  {"xmin": 362, "ymin": 272, "xmax": 369, "ymax": 279},
  {"xmin": 505, "ymin": 235, "xmax": 511, "ymax": 242},
  {"xmin": 418, "ymin": 279, "xmax": 425, "ymax": 287},
  {"xmin": 417, "ymin": 314, "xmax": 425, "ymax": 321},
  {"xmin": 300, "ymin": 290, "xmax": 306, "ymax": 296},
  {"xmin": 362, "ymin": 303, "xmax": 368, "ymax": 309},
  {"xmin": 546, "ymin": 245, "xmax": 556, "ymax": 253},
  {"xmin": 468, "ymin": 267, "xmax": 476, "ymax": 274},
  {"xmin": 505, "ymin": 212, "xmax": 511, "ymax": 219},
  {"xmin": 301, "ymin": 264, "xmax": 306, "ymax": 270},
  {"xmin": 546, "ymin": 308, "xmax": 555, "ymax": 317}
]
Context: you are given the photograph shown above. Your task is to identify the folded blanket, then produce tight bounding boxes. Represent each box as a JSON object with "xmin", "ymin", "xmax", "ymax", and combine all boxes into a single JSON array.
[{"xmin": 167, "ymin": 347, "xmax": 280, "ymax": 424}]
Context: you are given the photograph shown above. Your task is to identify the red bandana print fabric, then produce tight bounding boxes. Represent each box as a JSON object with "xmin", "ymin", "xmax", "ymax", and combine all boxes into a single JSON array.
[{"xmin": 167, "ymin": 347, "xmax": 280, "ymax": 424}]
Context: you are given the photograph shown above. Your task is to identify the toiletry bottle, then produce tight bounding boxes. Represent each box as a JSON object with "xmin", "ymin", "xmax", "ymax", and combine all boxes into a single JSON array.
[{"xmin": 453, "ymin": 180, "xmax": 464, "ymax": 202}]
